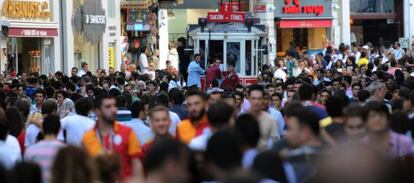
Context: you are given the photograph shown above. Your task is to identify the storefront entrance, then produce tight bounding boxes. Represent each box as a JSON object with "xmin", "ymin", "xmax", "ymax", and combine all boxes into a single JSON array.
[
  {"xmin": 6, "ymin": 36, "xmax": 55, "ymax": 75},
  {"xmin": 18, "ymin": 38, "xmax": 41, "ymax": 73}
]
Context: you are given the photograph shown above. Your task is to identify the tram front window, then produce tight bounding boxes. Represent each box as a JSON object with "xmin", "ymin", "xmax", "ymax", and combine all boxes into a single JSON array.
[{"xmin": 226, "ymin": 42, "xmax": 241, "ymax": 74}]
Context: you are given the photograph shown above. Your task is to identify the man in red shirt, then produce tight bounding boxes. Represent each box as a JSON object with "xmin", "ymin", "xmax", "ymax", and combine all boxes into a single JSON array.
[
  {"xmin": 82, "ymin": 92, "xmax": 141, "ymax": 180},
  {"xmin": 221, "ymin": 61, "xmax": 240, "ymax": 90},
  {"xmin": 206, "ymin": 59, "xmax": 222, "ymax": 89}
]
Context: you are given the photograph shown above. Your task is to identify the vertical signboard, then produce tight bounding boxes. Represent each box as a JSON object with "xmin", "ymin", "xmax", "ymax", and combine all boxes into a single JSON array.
[{"xmin": 108, "ymin": 46, "xmax": 114, "ymax": 68}]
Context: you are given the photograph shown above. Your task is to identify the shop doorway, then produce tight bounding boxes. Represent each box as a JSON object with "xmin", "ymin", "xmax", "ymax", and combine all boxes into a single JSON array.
[{"xmin": 17, "ymin": 38, "xmax": 42, "ymax": 74}]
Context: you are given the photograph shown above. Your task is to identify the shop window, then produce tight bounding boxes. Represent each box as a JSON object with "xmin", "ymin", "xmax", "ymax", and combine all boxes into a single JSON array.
[
  {"xmin": 17, "ymin": 38, "xmax": 42, "ymax": 74},
  {"xmin": 350, "ymin": 0, "xmax": 395, "ymax": 13},
  {"xmin": 74, "ymin": 32, "xmax": 99, "ymax": 71}
]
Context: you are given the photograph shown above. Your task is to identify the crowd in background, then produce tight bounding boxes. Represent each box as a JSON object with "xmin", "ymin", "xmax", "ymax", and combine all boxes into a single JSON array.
[{"xmin": 0, "ymin": 40, "xmax": 414, "ymax": 183}]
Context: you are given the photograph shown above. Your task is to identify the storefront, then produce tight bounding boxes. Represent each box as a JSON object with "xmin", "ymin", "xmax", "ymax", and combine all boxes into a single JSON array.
[
  {"xmin": 120, "ymin": 0, "xmax": 158, "ymax": 66},
  {"xmin": 350, "ymin": 0, "xmax": 402, "ymax": 47},
  {"xmin": 0, "ymin": 0, "xmax": 60, "ymax": 75},
  {"xmin": 274, "ymin": 0, "xmax": 333, "ymax": 55},
  {"xmin": 61, "ymin": 0, "xmax": 121, "ymax": 74}
]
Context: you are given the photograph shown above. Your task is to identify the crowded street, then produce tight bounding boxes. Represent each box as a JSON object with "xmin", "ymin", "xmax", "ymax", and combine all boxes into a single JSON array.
[{"xmin": 1, "ymin": 0, "xmax": 414, "ymax": 183}]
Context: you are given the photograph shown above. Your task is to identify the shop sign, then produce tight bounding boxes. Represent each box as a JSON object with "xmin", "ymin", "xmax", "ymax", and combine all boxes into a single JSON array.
[
  {"xmin": 1, "ymin": 0, "xmax": 52, "ymax": 20},
  {"xmin": 399, "ymin": 37, "xmax": 409, "ymax": 49},
  {"xmin": 108, "ymin": 47, "xmax": 114, "ymax": 68},
  {"xmin": 73, "ymin": 0, "xmax": 106, "ymax": 43},
  {"xmin": 207, "ymin": 2, "xmax": 245, "ymax": 23},
  {"xmin": 8, "ymin": 27, "xmax": 58, "ymax": 37},
  {"xmin": 282, "ymin": 0, "xmax": 323, "ymax": 16},
  {"xmin": 274, "ymin": 0, "xmax": 332, "ymax": 18},
  {"xmin": 84, "ymin": 15, "xmax": 106, "ymax": 25},
  {"xmin": 254, "ymin": 5, "xmax": 267, "ymax": 13}
]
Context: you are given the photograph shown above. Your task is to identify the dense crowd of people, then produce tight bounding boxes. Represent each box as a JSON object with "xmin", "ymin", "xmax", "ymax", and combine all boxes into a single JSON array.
[{"xmin": 1, "ymin": 41, "xmax": 414, "ymax": 183}]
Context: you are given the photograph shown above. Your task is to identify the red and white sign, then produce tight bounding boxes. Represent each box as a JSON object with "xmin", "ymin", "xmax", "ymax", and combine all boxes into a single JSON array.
[
  {"xmin": 207, "ymin": 2, "xmax": 245, "ymax": 23},
  {"xmin": 208, "ymin": 11, "xmax": 245, "ymax": 23},
  {"xmin": 220, "ymin": 2, "xmax": 241, "ymax": 12},
  {"xmin": 254, "ymin": 5, "xmax": 267, "ymax": 13},
  {"xmin": 278, "ymin": 19, "xmax": 332, "ymax": 28},
  {"xmin": 9, "ymin": 27, "xmax": 58, "ymax": 37},
  {"xmin": 283, "ymin": 0, "xmax": 324, "ymax": 16}
]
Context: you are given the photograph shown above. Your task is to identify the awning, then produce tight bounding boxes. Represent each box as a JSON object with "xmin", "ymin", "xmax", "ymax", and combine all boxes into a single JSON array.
[
  {"xmin": 8, "ymin": 27, "xmax": 58, "ymax": 37},
  {"xmin": 278, "ymin": 19, "xmax": 332, "ymax": 28}
]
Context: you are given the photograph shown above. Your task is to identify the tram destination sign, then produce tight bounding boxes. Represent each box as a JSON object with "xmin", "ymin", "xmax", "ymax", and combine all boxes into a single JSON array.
[
  {"xmin": 207, "ymin": 2, "xmax": 245, "ymax": 23},
  {"xmin": 207, "ymin": 11, "xmax": 245, "ymax": 23}
]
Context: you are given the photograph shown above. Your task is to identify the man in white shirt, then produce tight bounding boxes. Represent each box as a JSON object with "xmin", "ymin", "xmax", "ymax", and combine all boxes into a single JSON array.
[
  {"xmin": 263, "ymin": 92, "xmax": 285, "ymax": 137},
  {"xmin": 248, "ymin": 85, "xmax": 279, "ymax": 150},
  {"xmin": 77, "ymin": 62, "xmax": 89, "ymax": 77},
  {"xmin": 57, "ymin": 98, "xmax": 95, "ymax": 146},
  {"xmin": 124, "ymin": 101, "xmax": 152, "ymax": 145},
  {"xmin": 0, "ymin": 118, "xmax": 21, "ymax": 170},
  {"xmin": 139, "ymin": 47, "xmax": 150, "ymax": 74},
  {"xmin": 274, "ymin": 60, "xmax": 287, "ymax": 82},
  {"xmin": 151, "ymin": 94, "xmax": 181, "ymax": 136},
  {"xmin": 393, "ymin": 41, "xmax": 405, "ymax": 60}
]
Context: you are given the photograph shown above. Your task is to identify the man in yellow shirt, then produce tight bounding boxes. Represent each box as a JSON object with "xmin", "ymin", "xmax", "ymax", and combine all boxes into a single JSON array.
[{"xmin": 357, "ymin": 51, "xmax": 369, "ymax": 68}]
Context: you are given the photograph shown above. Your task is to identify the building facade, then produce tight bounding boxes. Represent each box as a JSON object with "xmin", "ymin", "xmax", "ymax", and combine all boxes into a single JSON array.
[
  {"xmin": 60, "ymin": 0, "xmax": 121, "ymax": 74},
  {"xmin": 0, "ymin": 0, "xmax": 61, "ymax": 75}
]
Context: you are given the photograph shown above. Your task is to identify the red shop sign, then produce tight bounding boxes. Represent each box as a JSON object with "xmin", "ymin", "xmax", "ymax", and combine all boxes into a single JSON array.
[
  {"xmin": 254, "ymin": 5, "xmax": 266, "ymax": 13},
  {"xmin": 282, "ymin": 0, "xmax": 324, "ymax": 16},
  {"xmin": 9, "ymin": 27, "xmax": 58, "ymax": 37}
]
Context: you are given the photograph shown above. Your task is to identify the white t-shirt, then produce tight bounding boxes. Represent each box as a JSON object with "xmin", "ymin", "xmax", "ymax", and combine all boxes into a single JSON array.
[
  {"xmin": 169, "ymin": 111, "xmax": 181, "ymax": 136},
  {"xmin": 5, "ymin": 135, "xmax": 22, "ymax": 163},
  {"xmin": 274, "ymin": 69, "xmax": 287, "ymax": 82},
  {"xmin": 77, "ymin": 69, "xmax": 87, "ymax": 77},
  {"xmin": 188, "ymin": 128, "xmax": 212, "ymax": 151},
  {"xmin": 57, "ymin": 114, "xmax": 96, "ymax": 146},
  {"xmin": 0, "ymin": 137, "xmax": 21, "ymax": 170},
  {"xmin": 139, "ymin": 53, "xmax": 149, "ymax": 74},
  {"xmin": 25, "ymin": 124, "xmax": 41, "ymax": 147}
]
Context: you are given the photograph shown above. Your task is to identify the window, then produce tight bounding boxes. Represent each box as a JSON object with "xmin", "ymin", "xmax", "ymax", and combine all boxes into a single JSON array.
[
  {"xmin": 226, "ymin": 42, "xmax": 241, "ymax": 74},
  {"xmin": 108, "ymin": 0, "xmax": 115, "ymax": 18},
  {"xmin": 74, "ymin": 32, "xmax": 99, "ymax": 71},
  {"xmin": 350, "ymin": 0, "xmax": 395, "ymax": 13}
]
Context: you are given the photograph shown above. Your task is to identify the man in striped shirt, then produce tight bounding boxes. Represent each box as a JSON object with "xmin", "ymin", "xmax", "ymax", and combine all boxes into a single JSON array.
[{"xmin": 24, "ymin": 115, "xmax": 65, "ymax": 183}]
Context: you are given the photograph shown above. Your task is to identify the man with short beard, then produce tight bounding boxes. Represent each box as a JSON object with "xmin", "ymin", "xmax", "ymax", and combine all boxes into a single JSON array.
[
  {"xmin": 248, "ymin": 85, "xmax": 279, "ymax": 150},
  {"xmin": 82, "ymin": 92, "xmax": 141, "ymax": 181},
  {"xmin": 176, "ymin": 89, "xmax": 209, "ymax": 144}
]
